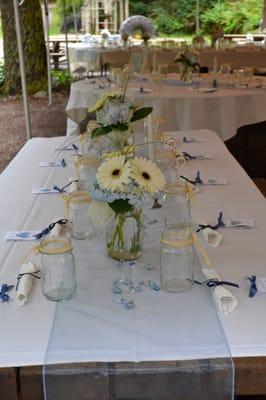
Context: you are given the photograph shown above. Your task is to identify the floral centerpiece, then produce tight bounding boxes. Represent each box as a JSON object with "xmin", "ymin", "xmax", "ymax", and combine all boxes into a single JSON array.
[
  {"xmin": 88, "ymin": 85, "xmax": 153, "ymax": 152},
  {"xmin": 100, "ymin": 28, "xmax": 111, "ymax": 47},
  {"xmin": 192, "ymin": 35, "xmax": 206, "ymax": 48},
  {"xmin": 89, "ymin": 152, "xmax": 166, "ymax": 261},
  {"xmin": 174, "ymin": 46, "xmax": 200, "ymax": 83}
]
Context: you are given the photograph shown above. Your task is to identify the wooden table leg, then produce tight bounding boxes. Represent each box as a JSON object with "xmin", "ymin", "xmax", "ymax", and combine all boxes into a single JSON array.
[
  {"xmin": 0, "ymin": 367, "xmax": 18, "ymax": 400},
  {"xmin": 234, "ymin": 357, "xmax": 266, "ymax": 396}
]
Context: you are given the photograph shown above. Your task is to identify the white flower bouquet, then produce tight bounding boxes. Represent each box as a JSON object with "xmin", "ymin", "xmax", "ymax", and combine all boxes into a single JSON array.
[
  {"xmin": 89, "ymin": 91, "xmax": 153, "ymax": 139},
  {"xmin": 89, "ymin": 153, "xmax": 166, "ymax": 260},
  {"xmin": 174, "ymin": 46, "xmax": 200, "ymax": 82}
]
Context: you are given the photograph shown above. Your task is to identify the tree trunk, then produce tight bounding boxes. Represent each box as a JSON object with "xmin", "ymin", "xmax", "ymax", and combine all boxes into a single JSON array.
[
  {"xmin": 0, "ymin": 0, "xmax": 47, "ymax": 94},
  {"xmin": 263, "ymin": 0, "xmax": 266, "ymax": 30}
]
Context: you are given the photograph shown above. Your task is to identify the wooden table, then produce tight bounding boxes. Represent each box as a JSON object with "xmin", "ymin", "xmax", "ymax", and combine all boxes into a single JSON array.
[
  {"xmin": 1, "ymin": 131, "xmax": 266, "ymax": 399},
  {"xmin": 0, "ymin": 357, "xmax": 265, "ymax": 399}
]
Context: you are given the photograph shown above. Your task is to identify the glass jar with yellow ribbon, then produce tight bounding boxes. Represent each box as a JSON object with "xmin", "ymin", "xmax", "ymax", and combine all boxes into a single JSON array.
[
  {"xmin": 162, "ymin": 181, "xmax": 191, "ymax": 229},
  {"xmin": 160, "ymin": 229, "xmax": 194, "ymax": 292},
  {"xmin": 39, "ymin": 236, "xmax": 77, "ymax": 301},
  {"xmin": 63, "ymin": 191, "xmax": 95, "ymax": 240},
  {"xmin": 74, "ymin": 156, "xmax": 99, "ymax": 191}
]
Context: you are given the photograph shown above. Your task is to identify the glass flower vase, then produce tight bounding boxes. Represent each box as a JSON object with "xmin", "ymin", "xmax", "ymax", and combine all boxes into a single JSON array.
[
  {"xmin": 108, "ymin": 129, "xmax": 133, "ymax": 151},
  {"xmin": 180, "ymin": 65, "xmax": 193, "ymax": 83},
  {"xmin": 105, "ymin": 208, "xmax": 144, "ymax": 261}
]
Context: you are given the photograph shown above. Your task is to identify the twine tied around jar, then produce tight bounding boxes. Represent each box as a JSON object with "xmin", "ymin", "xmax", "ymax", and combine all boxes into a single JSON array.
[{"xmin": 160, "ymin": 228, "xmax": 212, "ymax": 267}]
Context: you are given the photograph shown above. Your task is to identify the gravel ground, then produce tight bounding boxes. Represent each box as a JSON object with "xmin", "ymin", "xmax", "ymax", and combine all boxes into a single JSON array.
[{"xmin": 0, "ymin": 91, "xmax": 68, "ymax": 173}]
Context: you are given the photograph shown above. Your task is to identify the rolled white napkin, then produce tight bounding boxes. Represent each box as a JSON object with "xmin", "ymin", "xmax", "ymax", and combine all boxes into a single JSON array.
[
  {"xmin": 50, "ymin": 216, "xmax": 70, "ymax": 237},
  {"xmin": 16, "ymin": 262, "xmax": 39, "ymax": 306},
  {"xmin": 202, "ymin": 227, "xmax": 223, "ymax": 247},
  {"xmin": 202, "ymin": 268, "xmax": 238, "ymax": 315}
]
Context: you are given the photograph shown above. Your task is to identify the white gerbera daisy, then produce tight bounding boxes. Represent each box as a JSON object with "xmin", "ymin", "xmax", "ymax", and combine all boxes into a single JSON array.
[
  {"xmin": 96, "ymin": 155, "xmax": 131, "ymax": 191},
  {"xmin": 131, "ymin": 157, "xmax": 166, "ymax": 194}
]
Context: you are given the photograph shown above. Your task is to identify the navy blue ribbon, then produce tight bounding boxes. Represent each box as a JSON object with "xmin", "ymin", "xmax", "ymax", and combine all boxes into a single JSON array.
[
  {"xmin": 180, "ymin": 170, "xmax": 202, "ymax": 186},
  {"xmin": 53, "ymin": 179, "xmax": 79, "ymax": 193},
  {"xmin": 16, "ymin": 271, "xmax": 41, "ymax": 291},
  {"xmin": 194, "ymin": 278, "xmax": 239, "ymax": 289},
  {"xmin": 60, "ymin": 159, "xmax": 66, "ymax": 167},
  {"xmin": 196, "ymin": 211, "xmax": 225, "ymax": 232},
  {"xmin": 0, "ymin": 284, "xmax": 14, "ymax": 302},
  {"xmin": 34, "ymin": 219, "xmax": 68, "ymax": 240},
  {"xmin": 247, "ymin": 275, "xmax": 257, "ymax": 298},
  {"xmin": 179, "ymin": 175, "xmax": 196, "ymax": 186},
  {"xmin": 195, "ymin": 170, "xmax": 203, "ymax": 184},
  {"xmin": 182, "ymin": 151, "xmax": 197, "ymax": 160},
  {"xmin": 72, "ymin": 144, "xmax": 79, "ymax": 151}
]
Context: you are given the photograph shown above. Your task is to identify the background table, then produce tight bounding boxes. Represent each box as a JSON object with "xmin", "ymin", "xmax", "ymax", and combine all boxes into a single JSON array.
[
  {"xmin": 199, "ymin": 48, "xmax": 266, "ymax": 70},
  {"xmin": 67, "ymin": 46, "xmax": 176, "ymax": 75},
  {"xmin": 66, "ymin": 76, "xmax": 266, "ymax": 140},
  {"xmin": 1, "ymin": 130, "xmax": 266, "ymax": 398}
]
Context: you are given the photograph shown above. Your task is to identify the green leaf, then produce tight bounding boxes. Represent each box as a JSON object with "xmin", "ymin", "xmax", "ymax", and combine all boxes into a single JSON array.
[
  {"xmin": 109, "ymin": 200, "xmax": 134, "ymax": 215},
  {"xmin": 91, "ymin": 126, "xmax": 112, "ymax": 138},
  {"xmin": 113, "ymin": 123, "xmax": 129, "ymax": 131},
  {"xmin": 131, "ymin": 107, "xmax": 153, "ymax": 122}
]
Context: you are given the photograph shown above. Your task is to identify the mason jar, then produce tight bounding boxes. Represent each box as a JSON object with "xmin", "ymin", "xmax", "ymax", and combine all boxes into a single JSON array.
[
  {"xmin": 39, "ymin": 236, "xmax": 77, "ymax": 301},
  {"xmin": 74, "ymin": 155, "xmax": 99, "ymax": 191},
  {"xmin": 162, "ymin": 181, "xmax": 191, "ymax": 229},
  {"xmin": 105, "ymin": 208, "xmax": 144, "ymax": 261},
  {"xmin": 66, "ymin": 191, "xmax": 95, "ymax": 240},
  {"xmin": 160, "ymin": 229, "xmax": 194, "ymax": 292}
]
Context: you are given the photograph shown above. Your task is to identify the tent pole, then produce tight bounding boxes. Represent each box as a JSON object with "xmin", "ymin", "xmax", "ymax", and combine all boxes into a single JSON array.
[
  {"xmin": 43, "ymin": 0, "xmax": 52, "ymax": 105},
  {"xmin": 13, "ymin": 0, "xmax": 32, "ymax": 140},
  {"xmin": 62, "ymin": 0, "xmax": 70, "ymax": 72}
]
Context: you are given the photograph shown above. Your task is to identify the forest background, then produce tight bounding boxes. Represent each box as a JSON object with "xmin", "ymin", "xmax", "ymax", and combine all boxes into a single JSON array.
[{"xmin": 54, "ymin": 0, "xmax": 264, "ymax": 36}]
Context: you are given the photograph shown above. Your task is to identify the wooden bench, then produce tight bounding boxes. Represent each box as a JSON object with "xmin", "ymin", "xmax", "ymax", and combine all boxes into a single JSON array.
[{"xmin": 223, "ymin": 34, "xmax": 265, "ymax": 42}]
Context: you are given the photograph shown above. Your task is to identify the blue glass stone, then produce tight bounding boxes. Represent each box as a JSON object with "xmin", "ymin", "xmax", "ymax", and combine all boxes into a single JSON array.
[
  {"xmin": 125, "ymin": 300, "xmax": 135, "ymax": 309},
  {"xmin": 148, "ymin": 280, "xmax": 160, "ymax": 291},
  {"xmin": 112, "ymin": 285, "xmax": 122, "ymax": 294},
  {"xmin": 144, "ymin": 263, "xmax": 153, "ymax": 271}
]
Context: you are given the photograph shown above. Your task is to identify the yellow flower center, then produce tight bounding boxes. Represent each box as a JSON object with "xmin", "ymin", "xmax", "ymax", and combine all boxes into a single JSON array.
[
  {"xmin": 142, "ymin": 172, "xmax": 150, "ymax": 180},
  {"xmin": 112, "ymin": 169, "xmax": 121, "ymax": 177}
]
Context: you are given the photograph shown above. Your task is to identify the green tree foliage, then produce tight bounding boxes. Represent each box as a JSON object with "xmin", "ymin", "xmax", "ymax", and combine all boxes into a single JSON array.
[
  {"xmin": 201, "ymin": 0, "xmax": 263, "ymax": 35},
  {"xmin": 54, "ymin": 0, "xmax": 264, "ymax": 35},
  {"xmin": 54, "ymin": 0, "xmax": 83, "ymax": 18},
  {"xmin": 151, "ymin": 0, "xmax": 217, "ymax": 34},
  {"xmin": 129, "ymin": 0, "xmax": 152, "ymax": 17}
]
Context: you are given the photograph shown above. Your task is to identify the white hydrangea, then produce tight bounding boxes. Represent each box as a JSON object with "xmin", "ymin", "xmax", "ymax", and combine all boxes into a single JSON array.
[{"xmin": 96, "ymin": 97, "xmax": 133, "ymax": 127}]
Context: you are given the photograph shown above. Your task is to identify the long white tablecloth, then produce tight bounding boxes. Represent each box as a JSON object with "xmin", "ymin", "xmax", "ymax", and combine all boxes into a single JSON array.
[
  {"xmin": 66, "ymin": 77, "xmax": 266, "ymax": 140},
  {"xmin": 0, "ymin": 129, "xmax": 266, "ymax": 367}
]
